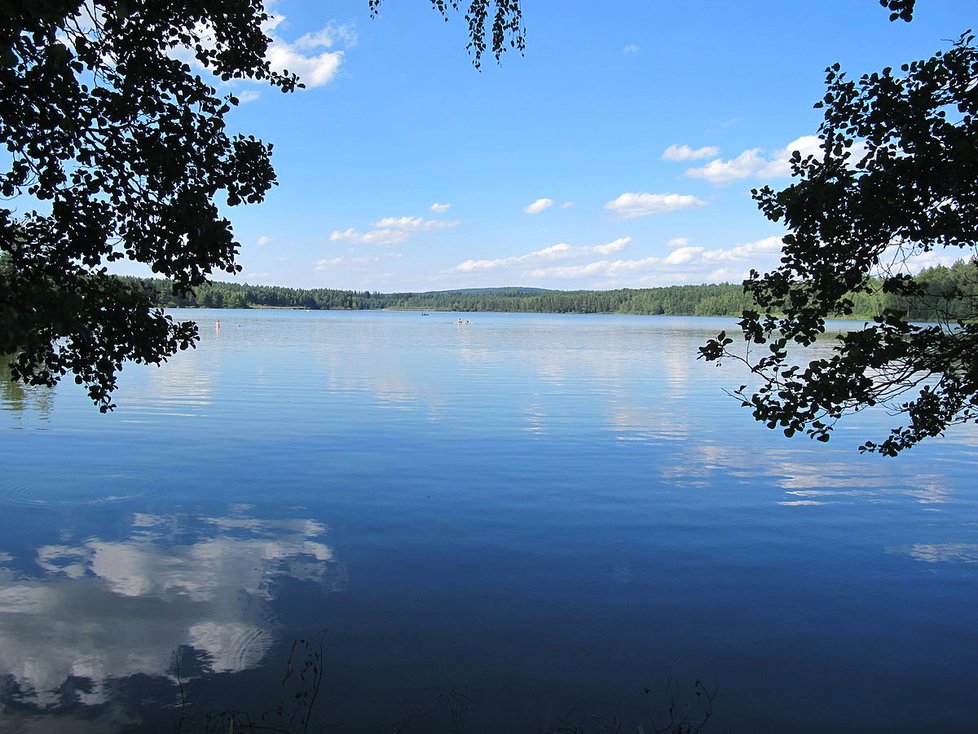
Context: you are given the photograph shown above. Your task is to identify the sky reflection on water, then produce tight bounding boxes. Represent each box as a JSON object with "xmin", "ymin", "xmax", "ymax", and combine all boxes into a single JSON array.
[
  {"xmin": 0, "ymin": 508, "xmax": 337, "ymax": 716},
  {"xmin": 1, "ymin": 311, "xmax": 977, "ymax": 733}
]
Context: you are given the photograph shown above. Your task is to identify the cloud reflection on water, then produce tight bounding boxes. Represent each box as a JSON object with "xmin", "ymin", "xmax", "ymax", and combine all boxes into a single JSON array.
[
  {"xmin": 0, "ymin": 509, "xmax": 339, "ymax": 710},
  {"xmin": 909, "ymin": 543, "xmax": 978, "ymax": 563}
]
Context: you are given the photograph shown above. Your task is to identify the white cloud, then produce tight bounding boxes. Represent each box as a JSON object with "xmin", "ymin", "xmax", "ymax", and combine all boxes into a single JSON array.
[
  {"xmin": 593, "ymin": 237, "xmax": 632, "ymax": 255},
  {"xmin": 529, "ymin": 261, "xmax": 615, "ymax": 279},
  {"xmin": 788, "ymin": 135, "xmax": 824, "ymax": 157},
  {"xmin": 685, "ymin": 148, "xmax": 768, "ymax": 185},
  {"xmin": 664, "ymin": 246, "xmax": 705, "ymax": 265},
  {"xmin": 455, "ymin": 258, "xmax": 510, "ymax": 272},
  {"xmin": 456, "ymin": 242, "xmax": 573, "ymax": 272},
  {"xmin": 256, "ymin": 235, "xmax": 271, "ymax": 246},
  {"xmin": 329, "ymin": 227, "xmax": 409, "ymax": 246},
  {"xmin": 536, "ymin": 243, "xmax": 573, "ymax": 257},
  {"xmin": 527, "ymin": 256, "xmax": 667, "ymax": 280},
  {"xmin": 524, "ymin": 198, "xmax": 555, "ymax": 214},
  {"xmin": 662, "ymin": 144, "xmax": 719, "ymax": 161},
  {"xmin": 260, "ymin": 6, "xmax": 286, "ymax": 33},
  {"xmin": 453, "ymin": 238, "xmax": 631, "ymax": 273},
  {"xmin": 237, "ymin": 90, "xmax": 261, "ymax": 104},
  {"xmin": 292, "ymin": 24, "xmax": 357, "ymax": 51},
  {"xmin": 266, "ymin": 42, "xmax": 343, "ymax": 88},
  {"xmin": 372, "ymin": 216, "xmax": 459, "ymax": 232},
  {"xmin": 684, "ymin": 136, "xmax": 824, "ymax": 185},
  {"xmin": 605, "ymin": 192, "xmax": 706, "ymax": 219},
  {"xmin": 429, "ymin": 202, "xmax": 452, "ymax": 213},
  {"xmin": 757, "ymin": 135, "xmax": 825, "ymax": 177},
  {"xmin": 446, "ymin": 232, "xmax": 788, "ymax": 289},
  {"xmin": 168, "ymin": 10, "xmax": 351, "ymax": 91},
  {"xmin": 264, "ymin": 21, "xmax": 356, "ymax": 89},
  {"xmin": 521, "ymin": 235, "xmax": 784, "ymax": 284},
  {"xmin": 701, "ymin": 235, "xmax": 783, "ymax": 263},
  {"xmin": 562, "ymin": 201, "xmax": 576, "ymax": 208},
  {"xmin": 622, "ymin": 44, "xmax": 640, "ymax": 54},
  {"xmin": 605, "ymin": 256, "xmax": 662, "ymax": 275},
  {"xmin": 330, "ymin": 214, "xmax": 458, "ymax": 248}
]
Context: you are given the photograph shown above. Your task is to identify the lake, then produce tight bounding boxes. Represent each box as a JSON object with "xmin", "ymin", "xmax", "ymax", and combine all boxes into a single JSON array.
[{"xmin": 1, "ymin": 310, "xmax": 977, "ymax": 733}]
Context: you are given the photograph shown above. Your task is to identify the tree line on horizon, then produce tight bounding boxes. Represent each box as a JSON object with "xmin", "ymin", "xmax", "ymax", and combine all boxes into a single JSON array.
[{"xmin": 125, "ymin": 259, "xmax": 977, "ymax": 321}]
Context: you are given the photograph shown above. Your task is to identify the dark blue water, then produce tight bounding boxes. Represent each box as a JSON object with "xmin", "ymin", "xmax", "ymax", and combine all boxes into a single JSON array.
[{"xmin": 1, "ymin": 310, "xmax": 976, "ymax": 733}]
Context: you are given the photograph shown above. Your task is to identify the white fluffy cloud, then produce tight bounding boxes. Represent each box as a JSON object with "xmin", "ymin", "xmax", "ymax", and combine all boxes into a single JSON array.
[
  {"xmin": 292, "ymin": 24, "xmax": 357, "ymax": 51},
  {"xmin": 266, "ymin": 42, "xmax": 343, "ymax": 88},
  {"xmin": 329, "ymin": 227, "xmax": 409, "ymax": 246},
  {"xmin": 525, "ymin": 236, "xmax": 784, "ymax": 283},
  {"xmin": 684, "ymin": 136, "xmax": 823, "ymax": 185},
  {"xmin": 444, "ymin": 232, "xmax": 789, "ymax": 289},
  {"xmin": 429, "ymin": 202, "xmax": 452, "ymax": 213},
  {"xmin": 169, "ymin": 7, "xmax": 352, "ymax": 91},
  {"xmin": 685, "ymin": 148, "xmax": 768, "ymax": 184},
  {"xmin": 593, "ymin": 237, "xmax": 631, "ymax": 255},
  {"xmin": 329, "ymin": 215, "xmax": 459, "ymax": 248},
  {"xmin": 456, "ymin": 243, "xmax": 573, "ymax": 272},
  {"xmin": 523, "ymin": 198, "xmax": 555, "ymax": 214},
  {"xmin": 528, "ymin": 261, "xmax": 616, "ymax": 279},
  {"xmin": 700, "ymin": 235, "xmax": 783, "ymax": 263},
  {"xmin": 605, "ymin": 192, "xmax": 706, "ymax": 219},
  {"xmin": 454, "ymin": 259, "xmax": 506, "ymax": 272},
  {"xmin": 663, "ymin": 246, "xmax": 704, "ymax": 265},
  {"xmin": 757, "ymin": 136, "xmax": 824, "ymax": 177},
  {"xmin": 661, "ymin": 144, "xmax": 719, "ymax": 161},
  {"xmin": 264, "ymin": 20, "xmax": 355, "ymax": 89},
  {"xmin": 454, "ymin": 238, "xmax": 631, "ymax": 273},
  {"xmin": 373, "ymin": 216, "xmax": 459, "ymax": 232}
]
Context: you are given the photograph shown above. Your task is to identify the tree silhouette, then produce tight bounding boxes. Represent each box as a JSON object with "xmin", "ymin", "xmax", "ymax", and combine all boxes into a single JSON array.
[
  {"xmin": 701, "ymin": 24, "xmax": 978, "ymax": 455},
  {"xmin": 0, "ymin": 0, "xmax": 524, "ymax": 410}
]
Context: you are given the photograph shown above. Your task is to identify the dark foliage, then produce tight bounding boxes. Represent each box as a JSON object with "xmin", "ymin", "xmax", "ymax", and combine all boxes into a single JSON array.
[
  {"xmin": 0, "ymin": 0, "xmax": 301, "ymax": 409},
  {"xmin": 700, "ymin": 31, "xmax": 978, "ymax": 454},
  {"xmin": 0, "ymin": 1, "xmax": 524, "ymax": 411},
  {"xmin": 369, "ymin": 0, "xmax": 524, "ymax": 69}
]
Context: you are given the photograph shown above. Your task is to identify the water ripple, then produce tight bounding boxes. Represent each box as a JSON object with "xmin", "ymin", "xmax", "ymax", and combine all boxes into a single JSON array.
[{"xmin": 0, "ymin": 474, "xmax": 160, "ymax": 508}]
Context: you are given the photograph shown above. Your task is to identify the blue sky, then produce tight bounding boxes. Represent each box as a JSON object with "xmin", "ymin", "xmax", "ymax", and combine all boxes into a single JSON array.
[{"xmin": 201, "ymin": 0, "xmax": 973, "ymax": 292}]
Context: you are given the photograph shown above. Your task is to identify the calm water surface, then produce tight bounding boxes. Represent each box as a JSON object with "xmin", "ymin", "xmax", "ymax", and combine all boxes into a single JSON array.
[{"xmin": 1, "ymin": 310, "xmax": 977, "ymax": 733}]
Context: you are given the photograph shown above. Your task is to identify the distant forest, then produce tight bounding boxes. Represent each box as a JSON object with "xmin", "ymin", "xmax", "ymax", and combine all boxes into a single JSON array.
[{"xmin": 126, "ymin": 259, "xmax": 977, "ymax": 321}]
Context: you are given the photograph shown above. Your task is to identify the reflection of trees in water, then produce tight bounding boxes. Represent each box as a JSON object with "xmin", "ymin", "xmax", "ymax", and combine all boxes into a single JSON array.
[
  {"xmin": 0, "ymin": 508, "xmax": 342, "ymax": 731},
  {"xmin": 0, "ymin": 352, "xmax": 54, "ymax": 416}
]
